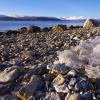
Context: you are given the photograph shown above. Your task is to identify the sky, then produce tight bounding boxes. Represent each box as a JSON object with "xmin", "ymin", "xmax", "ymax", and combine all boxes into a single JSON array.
[{"xmin": 0, "ymin": 0, "xmax": 100, "ymax": 18}]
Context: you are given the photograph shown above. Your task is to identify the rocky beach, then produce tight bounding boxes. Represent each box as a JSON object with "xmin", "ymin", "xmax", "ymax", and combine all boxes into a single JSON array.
[{"xmin": 0, "ymin": 19, "xmax": 100, "ymax": 100}]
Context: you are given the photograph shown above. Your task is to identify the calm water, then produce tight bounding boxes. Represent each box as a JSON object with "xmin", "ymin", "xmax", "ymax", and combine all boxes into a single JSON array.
[{"xmin": 0, "ymin": 20, "xmax": 85, "ymax": 32}]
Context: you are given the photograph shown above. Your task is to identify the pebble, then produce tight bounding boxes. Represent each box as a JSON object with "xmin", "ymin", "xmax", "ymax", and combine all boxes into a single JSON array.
[
  {"xmin": 49, "ymin": 63, "xmax": 69, "ymax": 74},
  {"xmin": 43, "ymin": 92, "xmax": 61, "ymax": 100},
  {"xmin": 0, "ymin": 25, "xmax": 100, "ymax": 99},
  {"xmin": 53, "ymin": 74, "xmax": 65, "ymax": 85},
  {"xmin": 16, "ymin": 75, "xmax": 43, "ymax": 100},
  {"xmin": 95, "ymin": 78, "xmax": 100, "ymax": 89},
  {"xmin": 68, "ymin": 78, "xmax": 77, "ymax": 90},
  {"xmin": 75, "ymin": 79, "xmax": 88, "ymax": 92},
  {"xmin": 53, "ymin": 83, "xmax": 69, "ymax": 93},
  {"xmin": 80, "ymin": 79, "xmax": 88, "ymax": 91},
  {"xmin": 65, "ymin": 93, "xmax": 82, "ymax": 100},
  {"xmin": 82, "ymin": 92, "xmax": 93, "ymax": 100},
  {"xmin": 0, "ymin": 66, "xmax": 24, "ymax": 83},
  {"xmin": 67, "ymin": 70, "xmax": 77, "ymax": 77},
  {"xmin": 85, "ymin": 65, "xmax": 100, "ymax": 78}
]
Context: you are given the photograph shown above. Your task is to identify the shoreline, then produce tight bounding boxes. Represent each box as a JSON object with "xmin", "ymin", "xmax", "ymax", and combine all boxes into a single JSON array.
[
  {"xmin": 0, "ymin": 20, "xmax": 84, "ymax": 32},
  {"xmin": 0, "ymin": 24, "xmax": 83, "ymax": 33}
]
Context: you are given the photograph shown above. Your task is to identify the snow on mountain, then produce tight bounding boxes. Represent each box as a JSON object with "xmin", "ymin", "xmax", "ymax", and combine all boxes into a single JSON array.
[{"xmin": 60, "ymin": 16, "xmax": 87, "ymax": 20}]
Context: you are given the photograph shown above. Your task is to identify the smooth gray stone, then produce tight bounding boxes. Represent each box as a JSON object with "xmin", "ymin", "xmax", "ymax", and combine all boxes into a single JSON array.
[
  {"xmin": 68, "ymin": 78, "xmax": 77, "ymax": 90},
  {"xmin": 17, "ymin": 75, "xmax": 43, "ymax": 99},
  {"xmin": 0, "ymin": 66, "xmax": 24, "ymax": 83},
  {"xmin": 43, "ymin": 92, "xmax": 61, "ymax": 100}
]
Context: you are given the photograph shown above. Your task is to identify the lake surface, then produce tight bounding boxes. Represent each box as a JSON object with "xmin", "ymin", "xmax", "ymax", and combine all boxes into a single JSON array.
[{"xmin": 0, "ymin": 20, "xmax": 85, "ymax": 32}]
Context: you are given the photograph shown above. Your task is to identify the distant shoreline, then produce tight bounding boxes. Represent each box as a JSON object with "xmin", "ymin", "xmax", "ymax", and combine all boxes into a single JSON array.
[
  {"xmin": 0, "ymin": 24, "xmax": 83, "ymax": 33},
  {"xmin": 0, "ymin": 20, "xmax": 84, "ymax": 32}
]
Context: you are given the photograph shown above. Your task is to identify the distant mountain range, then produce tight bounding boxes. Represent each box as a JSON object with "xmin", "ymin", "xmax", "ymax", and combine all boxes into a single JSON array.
[
  {"xmin": 0, "ymin": 15, "xmax": 98, "ymax": 21},
  {"xmin": 0, "ymin": 15, "xmax": 62, "ymax": 21}
]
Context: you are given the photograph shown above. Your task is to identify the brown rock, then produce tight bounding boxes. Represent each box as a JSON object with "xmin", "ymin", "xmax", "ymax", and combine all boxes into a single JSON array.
[
  {"xmin": 65, "ymin": 93, "xmax": 82, "ymax": 100},
  {"xmin": 53, "ymin": 74, "xmax": 65, "ymax": 85},
  {"xmin": 85, "ymin": 66, "xmax": 100, "ymax": 78}
]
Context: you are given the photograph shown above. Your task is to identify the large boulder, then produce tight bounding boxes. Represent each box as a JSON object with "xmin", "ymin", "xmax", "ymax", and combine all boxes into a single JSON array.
[
  {"xmin": 42, "ymin": 27, "xmax": 51, "ymax": 32},
  {"xmin": 52, "ymin": 26, "xmax": 63, "ymax": 32},
  {"xmin": 83, "ymin": 19, "xmax": 100, "ymax": 29},
  {"xmin": 18, "ymin": 27, "xmax": 27, "ymax": 33},
  {"xmin": 28, "ymin": 25, "xmax": 41, "ymax": 33}
]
